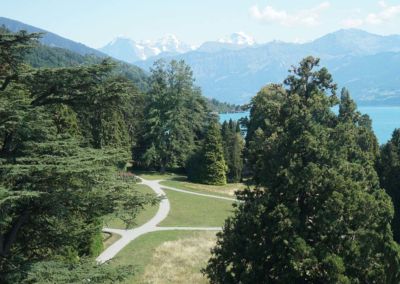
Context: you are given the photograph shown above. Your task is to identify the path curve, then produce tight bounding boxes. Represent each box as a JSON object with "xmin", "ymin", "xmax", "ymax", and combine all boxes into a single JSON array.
[
  {"xmin": 161, "ymin": 184, "xmax": 237, "ymax": 202},
  {"xmin": 97, "ymin": 178, "xmax": 233, "ymax": 263}
]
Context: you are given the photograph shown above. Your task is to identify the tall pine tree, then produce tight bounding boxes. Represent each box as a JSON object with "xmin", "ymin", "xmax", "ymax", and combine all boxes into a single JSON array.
[
  {"xmin": 221, "ymin": 119, "xmax": 244, "ymax": 182},
  {"xmin": 188, "ymin": 121, "xmax": 227, "ymax": 185},
  {"xmin": 378, "ymin": 129, "xmax": 400, "ymax": 243},
  {"xmin": 205, "ymin": 57, "xmax": 400, "ymax": 283}
]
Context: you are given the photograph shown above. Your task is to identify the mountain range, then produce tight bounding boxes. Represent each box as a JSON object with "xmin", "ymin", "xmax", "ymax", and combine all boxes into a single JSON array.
[
  {"xmin": 99, "ymin": 34, "xmax": 194, "ymax": 62},
  {"xmin": 99, "ymin": 32, "xmax": 256, "ymax": 62},
  {"xmin": 134, "ymin": 29, "xmax": 400, "ymax": 105},
  {"xmin": 1, "ymin": 16, "xmax": 399, "ymax": 106}
]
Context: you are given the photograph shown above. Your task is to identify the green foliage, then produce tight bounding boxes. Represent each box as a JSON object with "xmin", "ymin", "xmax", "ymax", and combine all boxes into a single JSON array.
[
  {"xmin": 9, "ymin": 259, "xmax": 134, "ymax": 284},
  {"xmin": 0, "ymin": 29, "xmax": 157, "ymax": 282},
  {"xmin": 88, "ymin": 222, "xmax": 104, "ymax": 257},
  {"xmin": 22, "ymin": 59, "xmax": 144, "ymax": 150},
  {"xmin": 221, "ymin": 119, "xmax": 244, "ymax": 182},
  {"xmin": 188, "ymin": 121, "xmax": 227, "ymax": 185},
  {"xmin": 378, "ymin": 129, "xmax": 400, "ymax": 243},
  {"xmin": 205, "ymin": 56, "xmax": 400, "ymax": 283},
  {"xmin": 137, "ymin": 59, "xmax": 209, "ymax": 172}
]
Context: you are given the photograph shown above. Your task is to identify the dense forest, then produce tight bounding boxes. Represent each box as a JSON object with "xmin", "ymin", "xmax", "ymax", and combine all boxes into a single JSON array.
[{"xmin": 2, "ymin": 28, "xmax": 400, "ymax": 283}]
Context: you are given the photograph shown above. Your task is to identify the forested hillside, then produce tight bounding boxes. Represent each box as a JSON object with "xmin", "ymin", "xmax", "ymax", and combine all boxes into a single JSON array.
[
  {"xmin": 0, "ymin": 16, "xmax": 104, "ymax": 56},
  {"xmin": 25, "ymin": 43, "xmax": 149, "ymax": 92}
]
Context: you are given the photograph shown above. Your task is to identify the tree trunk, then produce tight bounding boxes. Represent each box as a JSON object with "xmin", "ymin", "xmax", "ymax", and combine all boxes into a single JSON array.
[{"xmin": 0, "ymin": 211, "xmax": 29, "ymax": 257}]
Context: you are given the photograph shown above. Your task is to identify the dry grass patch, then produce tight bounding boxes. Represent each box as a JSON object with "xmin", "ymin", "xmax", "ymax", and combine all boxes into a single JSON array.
[{"xmin": 141, "ymin": 231, "xmax": 216, "ymax": 284}]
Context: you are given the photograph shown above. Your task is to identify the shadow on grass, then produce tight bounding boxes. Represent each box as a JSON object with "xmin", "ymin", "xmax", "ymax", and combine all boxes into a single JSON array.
[{"xmin": 170, "ymin": 176, "xmax": 188, "ymax": 182}]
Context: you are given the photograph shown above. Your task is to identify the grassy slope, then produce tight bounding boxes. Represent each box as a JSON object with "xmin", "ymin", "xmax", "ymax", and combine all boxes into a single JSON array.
[
  {"xmin": 160, "ymin": 179, "xmax": 245, "ymax": 197},
  {"xmin": 141, "ymin": 231, "xmax": 216, "ymax": 284},
  {"xmin": 103, "ymin": 184, "xmax": 158, "ymax": 229},
  {"xmin": 159, "ymin": 189, "xmax": 235, "ymax": 227},
  {"xmin": 110, "ymin": 173, "xmax": 240, "ymax": 283},
  {"xmin": 112, "ymin": 230, "xmax": 216, "ymax": 283},
  {"xmin": 136, "ymin": 171, "xmax": 246, "ymax": 197}
]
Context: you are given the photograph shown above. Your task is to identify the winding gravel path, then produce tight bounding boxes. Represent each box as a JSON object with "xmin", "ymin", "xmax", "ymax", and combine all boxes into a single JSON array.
[{"xmin": 97, "ymin": 178, "xmax": 234, "ymax": 263}]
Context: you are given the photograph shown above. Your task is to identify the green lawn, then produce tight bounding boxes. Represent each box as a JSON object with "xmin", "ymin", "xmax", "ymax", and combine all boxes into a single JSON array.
[
  {"xmin": 103, "ymin": 184, "xmax": 158, "ymax": 229},
  {"xmin": 159, "ymin": 188, "xmax": 235, "ymax": 227},
  {"xmin": 111, "ymin": 230, "xmax": 213, "ymax": 283},
  {"xmin": 107, "ymin": 173, "xmax": 237, "ymax": 283},
  {"xmin": 160, "ymin": 179, "xmax": 245, "ymax": 197}
]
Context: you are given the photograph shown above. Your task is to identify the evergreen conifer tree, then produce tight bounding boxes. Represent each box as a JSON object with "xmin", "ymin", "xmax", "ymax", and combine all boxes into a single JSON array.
[
  {"xmin": 378, "ymin": 129, "xmax": 400, "ymax": 243},
  {"xmin": 205, "ymin": 57, "xmax": 400, "ymax": 283},
  {"xmin": 188, "ymin": 121, "xmax": 227, "ymax": 185},
  {"xmin": 201, "ymin": 121, "xmax": 227, "ymax": 185}
]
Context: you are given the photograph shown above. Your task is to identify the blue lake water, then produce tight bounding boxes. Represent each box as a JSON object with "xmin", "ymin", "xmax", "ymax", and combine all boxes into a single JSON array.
[{"xmin": 219, "ymin": 107, "xmax": 400, "ymax": 144}]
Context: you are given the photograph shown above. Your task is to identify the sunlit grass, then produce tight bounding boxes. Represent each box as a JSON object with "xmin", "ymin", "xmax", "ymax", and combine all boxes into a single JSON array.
[
  {"xmin": 159, "ymin": 188, "xmax": 235, "ymax": 227},
  {"xmin": 141, "ymin": 231, "xmax": 216, "ymax": 284},
  {"xmin": 160, "ymin": 179, "xmax": 246, "ymax": 197},
  {"xmin": 110, "ymin": 231, "xmax": 216, "ymax": 284}
]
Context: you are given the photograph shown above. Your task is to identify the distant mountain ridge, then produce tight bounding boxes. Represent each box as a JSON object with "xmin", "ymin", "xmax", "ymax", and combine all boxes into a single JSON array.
[
  {"xmin": 136, "ymin": 29, "xmax": 400, "ymax": 106},
  {"xmin": 100, "ymin": 34, "xmax": 193, "ymax": 62},
  {"xmin": 197, "ymin": 32, "xmax": 257, "ymax": 53},
  {"xmin": 0, "ymin": 17, "xmax": 105, "ymax": 57},
  {"xmin": 1, "ymin": 16, "xmax": 399, "ymax": 106},
  {"xmin": 99, "ymin": 32, "xmax": 257, "ymax": 62}
]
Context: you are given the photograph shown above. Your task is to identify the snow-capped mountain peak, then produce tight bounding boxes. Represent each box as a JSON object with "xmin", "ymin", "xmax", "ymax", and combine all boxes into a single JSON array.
[
  {"xmin": 152, "ymin": 34, "xmax": 192, "ymax": 53},
  {"xmin": 100, "ymin": 32, "xmax": 257, "ymax": 63},
  {"xmin": 218, "ymin": 32, "xmax": 256, "ymax": 46},
  {"xmin": 100, "ymin": 34, "xmax": 192, "ymax": 63}
]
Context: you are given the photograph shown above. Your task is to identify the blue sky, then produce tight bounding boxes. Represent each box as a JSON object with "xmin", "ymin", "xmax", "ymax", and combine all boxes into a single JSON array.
[{"xmin": 1, "ymin": 0, "xmax": 400, "ymax": 48}]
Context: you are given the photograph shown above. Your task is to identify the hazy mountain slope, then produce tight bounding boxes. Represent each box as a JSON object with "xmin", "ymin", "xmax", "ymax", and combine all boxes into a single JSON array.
[
  {"xmin": 197, "ymin": 32, "xmax": 256, "ymax": 53},
  {"xmin": 325, "ymin": 52, "xmax": 400, "ymax": 105},
  {"xmin": 305, "ymin": 29, "xmax": 400, "ymax": 57},
  {"xmin": 0, "ymin": 17, "xmax": 105, "ymax": 56},
  {"xmin": 137, "ymin": 29, "xmax": 400, "ymax": 105}
]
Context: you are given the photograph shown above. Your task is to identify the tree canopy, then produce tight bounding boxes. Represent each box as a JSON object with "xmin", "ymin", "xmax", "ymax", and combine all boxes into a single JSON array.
[
  {"xmin": 188, "ymin": 120, "xmax": 227, "ymax": 185},
  {"xmin": 378, "ymin": 129, "xmax": 400, "ymax": 244},
  {"xmin": 0, "ymin": 29, "xmax": 156, "ymax": 283},
  {"xmin": 205, "ymin": 56, "xmax": 400, "ymax": 283},
  {"xmin": 137, "ymin": 59, "xmax": 209, "ymax": 172}
]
